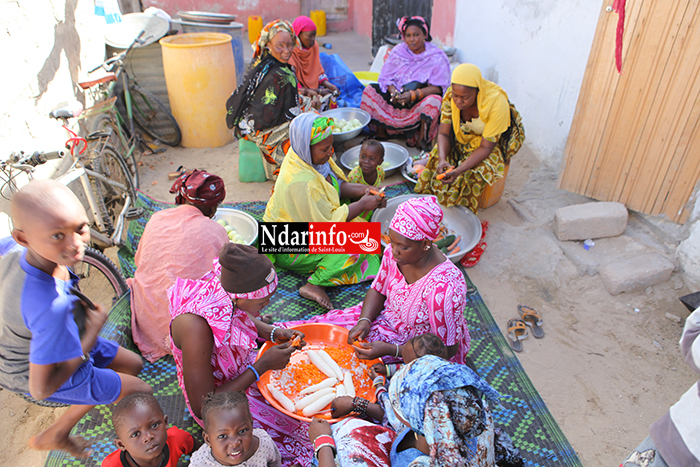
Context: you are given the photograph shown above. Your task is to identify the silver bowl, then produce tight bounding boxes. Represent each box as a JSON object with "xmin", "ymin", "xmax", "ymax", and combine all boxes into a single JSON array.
[
  {"xmin": 321, "ymin": 108, "xmax": 370, "ymax": 142},
  {"xmin": 339, "ymin": 142, "xmax": 409, "ymax": 177},
  {"xmin": 371, "ymin": 194, "xmax": 482, "ymax": 263},
  {"xmin": 401, "ymin": 159, "xmax": 417, "ymax": 186},
  {"xmin": 178, "ymin": 11, "xmax": 237, "ymax": 23},
  {"xmin": 211, "ymin": 208, "xmax": 258, "ymax": 246}
]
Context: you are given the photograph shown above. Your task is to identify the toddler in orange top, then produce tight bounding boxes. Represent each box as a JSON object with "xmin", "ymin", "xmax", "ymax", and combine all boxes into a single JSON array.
[{"xmin": 102, "ymin": 393, "xmax": 195, "ymax": 467}]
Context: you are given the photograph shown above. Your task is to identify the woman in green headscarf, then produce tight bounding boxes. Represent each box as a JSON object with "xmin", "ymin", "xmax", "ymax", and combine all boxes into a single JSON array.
[
  {"xmin": 264, "ymin": 112, "xmax": 385, "ymax": 310},
  {"xmin": 415, "ymin": 64, "xmax": 525, "ymax": 213}
]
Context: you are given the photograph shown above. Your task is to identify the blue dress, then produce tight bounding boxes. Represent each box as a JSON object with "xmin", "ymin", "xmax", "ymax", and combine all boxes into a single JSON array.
[{"xmin": 390, "ymin": 428, "xmax": 429, "ymax": 467}]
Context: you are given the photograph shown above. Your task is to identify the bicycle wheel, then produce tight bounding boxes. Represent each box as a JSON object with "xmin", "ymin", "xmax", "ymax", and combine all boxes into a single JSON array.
[
  {"xmin": 72, "ymin": 247, "xmax": 128, "ymax": 308},
  {"xmin": 86, "ymin": 144, "xmax": 136, "ymax": 238},
  {"xmin": 89, "ymin": 113, "xmax": 140, "ymax": 189},
  {"xmin": 125, "ymin": 86, "xmax": 182, "ymax": 147}
]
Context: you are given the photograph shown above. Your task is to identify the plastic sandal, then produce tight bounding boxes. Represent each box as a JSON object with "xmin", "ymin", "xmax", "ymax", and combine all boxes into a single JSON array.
[
  {"xmin": 518, "ymin": 305, "xmax": 545, "ymax": 338},
  {"xmin": 168, "ymin": 165, "xmax": 186, "ymax": 180},
  {"xmin": 507, "ymin": 318, "xmax": 529, "ymax": 352}
]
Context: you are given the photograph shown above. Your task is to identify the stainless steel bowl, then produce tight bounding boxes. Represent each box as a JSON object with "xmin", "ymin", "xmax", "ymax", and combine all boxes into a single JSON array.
[
  {"xmin": 178, "ymin": 11, "xmax": 237, "ymax": 23},
  {"xmin": 339, "ymin": 142, "xmax": 409, "ymax": 177},
  {"xmin": 211, "ymin": 208, "xmax": 259, "ymax": 246},
  {"xmin": 321, "ymin": 108, "xmax": 371, "ymax": 142},
  {"xmin": 371, "ymin": 194, "xmax": 482, "ymax": 263}
]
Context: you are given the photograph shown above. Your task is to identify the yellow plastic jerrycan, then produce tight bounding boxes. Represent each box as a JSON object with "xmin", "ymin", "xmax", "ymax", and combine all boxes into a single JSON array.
[
  {"xmin": 248, "ymin": 16, "xmax": 263, "ymax": 44},
  {"xmin": 311, "ymin": 10, "xmax": 326, "ymax": 37}
]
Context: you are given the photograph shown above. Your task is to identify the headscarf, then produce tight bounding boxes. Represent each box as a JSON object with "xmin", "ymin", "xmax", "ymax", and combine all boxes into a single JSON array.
[
  {"xmin": 169, "ymin": 170, "xmax": 225, "ymax": 207},
  {"xmin": 289, "ymin": 112, "xmax": 332, "ymax": 177},
  {"xmin": 310, "ymin": 116, "xmax": 334, "ymax": 145},
  {"xmin": 218, "ymin": 243, "xmax": 278, "ymax": 297},
  {"xmin": 450, "ymin": 64, "xmax": 510, "ymax": 144},
  {"xmin": 289, "ymin": 16, "xmax": 326, "ymax": 89},
  {"xmin": 292, "ymin": 15, "xmax": 316, "ymax": 36},
  {"xmin": 389, "ymin": 355, "xmax": 501, "ymax": 465},
  {"xmin": 397, "ymin": 15, "xmax": 432, "ymax": 41},
  {"xmin": 389, "ymin": 196, "xmax": 443, "ymax": 241},
  {"xmin": 252, "ymin": 19, "xmax": 296, "ymax": 61}
]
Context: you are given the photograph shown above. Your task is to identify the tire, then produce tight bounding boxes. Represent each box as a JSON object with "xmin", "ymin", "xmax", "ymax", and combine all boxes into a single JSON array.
[
  {"xmin": 86, "ymin": 145, "xmax": 136, "ymax": 239},
  {"xmin": 72, "ymin": 247, "xmax": 128, "ymax": 309},
  {"xmin": 88, "ymin": 113, "xmax": 140, "ymax": 189},
  {"xmin": 125, "ymin": 86, "xmax": 181, "ymax": 147}
]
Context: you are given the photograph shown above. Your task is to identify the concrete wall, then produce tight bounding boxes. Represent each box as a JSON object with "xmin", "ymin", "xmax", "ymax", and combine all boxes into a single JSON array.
[
  {"xmin": 452, "ymin": 0, "xmax": 603, "ymax": 168},
  {"xmin": 1, "ymin": 0, "xmax": 105, "ymax": 161},
  {"xmin": 431, "ymin": 0, "xmax": 456, "ymax": 47},
  {"xmin": 353, "ymin": 0, "xmax": 373, "ymax": 39}
]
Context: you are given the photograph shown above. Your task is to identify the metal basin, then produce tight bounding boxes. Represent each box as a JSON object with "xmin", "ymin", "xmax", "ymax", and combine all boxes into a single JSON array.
[
  {"xmin": 371, "ymin": 194, "xmax": 482, "ymax": 263},
  {"xmin": 178, "ymin": 11, "xmax": 237, "ymax": 23},
  {"xmin": 211, "ymin": 208, "xmax": 258, "ymax": 246},
  {"xmin": 321, "ymin": 108, "xmax": 370, "ymax": 142},
  {"xmin": 339, "ymin": 142, "xmax": 409, "ymax": 178}
]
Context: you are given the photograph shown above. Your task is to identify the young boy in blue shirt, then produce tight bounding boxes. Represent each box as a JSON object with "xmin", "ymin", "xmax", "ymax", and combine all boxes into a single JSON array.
[{"xmin": 0, "ymin": 180, "xmax": 151, "ymax": 457}]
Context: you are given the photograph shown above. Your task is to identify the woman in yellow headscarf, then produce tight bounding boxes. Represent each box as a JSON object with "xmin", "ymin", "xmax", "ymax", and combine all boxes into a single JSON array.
[{"xmin": 415, "ymin": 64, "xmax": 525, "ymax": 213}]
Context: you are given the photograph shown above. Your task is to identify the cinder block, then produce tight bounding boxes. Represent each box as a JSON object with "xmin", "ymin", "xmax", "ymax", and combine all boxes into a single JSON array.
[
  {"xmin": 554, "ymin": 202, "xmax": 628, "ymax": 241},
  {"xmin": 600, "ymin": 254, "xmax": 675, "ymax": 295}
]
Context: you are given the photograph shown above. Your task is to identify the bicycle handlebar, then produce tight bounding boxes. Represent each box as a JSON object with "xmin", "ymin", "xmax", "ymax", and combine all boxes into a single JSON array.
[
  {"xmin": 88, "ymin": 29, "xmax": 148, "ymax": 74},
  {"xmin": 4, "ymin": 150, "xmax": 65, "ymax": 168}
]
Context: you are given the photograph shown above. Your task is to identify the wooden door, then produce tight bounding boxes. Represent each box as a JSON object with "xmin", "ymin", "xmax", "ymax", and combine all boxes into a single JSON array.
[
  {"xmin": 301, "ymin": 0, "xmax": 349, "ymax": 23},
  {"xmin": 558, "ymin": 0, "xmax": 700, "ymax": 223}
]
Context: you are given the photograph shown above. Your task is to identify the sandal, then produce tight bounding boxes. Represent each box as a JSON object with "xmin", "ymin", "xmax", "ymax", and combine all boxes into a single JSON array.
[
  {"xmin": 507, "ymin": 318, "xmax": 529, "ymax": 352},
  {"xmin": 168, "ymin": 165, "xmax": 186, "ymax": 180},
  {"xmin": 518, "ymin": 305, "xmax": 544, "ymax": 338}
]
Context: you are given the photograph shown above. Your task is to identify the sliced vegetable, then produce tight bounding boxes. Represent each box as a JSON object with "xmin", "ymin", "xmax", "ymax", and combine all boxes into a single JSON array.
[
  {"xmin": 446, "ymin": 235, "xmax": 461, "ymax": 251},
  {"xmin": 317, "ymin": 349, "xmax": 344, "ymax": 379},
  {"xmin": 434, "ymin": 235, "xmax": 456, "ymax": 249},
  {"xmin": 335, "ymin": 384, "xmax": 346, "ymax": 396},
  {"xmin": 267, "ymin": 384, "xmax": 296, "ymax": 413},
  {"xmin": 299, "ymin": 377, "xmax": 337, "ymax": 396},
  {"xmin": 294, "ymin": 387, "xmax": 335, "ymax": 412},
  {"xmin": 343, "ymin": 373, "xmax": 356, "ymax": 397},
  {"xmin": 307, "ymin": 350, "xmax": 336, "ymax": 379},
  {"xmin": 291, "ymin": 335, "xmax": 303, "ymax": 348},
  {"xmin": 302, "ymin": 392, "xmax": 337, "ymax": 417}
]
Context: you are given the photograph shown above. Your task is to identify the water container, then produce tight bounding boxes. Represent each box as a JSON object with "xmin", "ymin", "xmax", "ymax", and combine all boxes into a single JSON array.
[
  {"xmin": 310, "ymin": 10, "xmax": 326, "ymax": 37},
  {"xmin": 238, "ymin": 138, "xmax": 267, "ymax": 183},
  {"xmin": 160, "ymin": 33, "xmax": 236, "ymax": 148},
  {"xmin": 172, "ymin": 20, "xmax": 245, "ymax": 85},
  {"xmin": 248, "ymin": 16, "xmax": 263, "ymax": 44}
]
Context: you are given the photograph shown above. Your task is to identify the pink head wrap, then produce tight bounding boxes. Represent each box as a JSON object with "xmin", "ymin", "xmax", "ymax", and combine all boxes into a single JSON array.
[
  {"xmin": 230, "ymin": 273, "xmax": 278, "ymax": 300},
  {"xmin": 389, "ymin": 196, "xmax": 443, "ymax": 241},
  {"xmin": 292, "ymin": 16, "xmax": 317, "ymax": 36}
]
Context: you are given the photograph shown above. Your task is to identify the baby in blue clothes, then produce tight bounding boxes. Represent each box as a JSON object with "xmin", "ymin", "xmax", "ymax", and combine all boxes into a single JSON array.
[{"xmin": 0, "ymin": 180, "xmax": 151, "ymax": 457}]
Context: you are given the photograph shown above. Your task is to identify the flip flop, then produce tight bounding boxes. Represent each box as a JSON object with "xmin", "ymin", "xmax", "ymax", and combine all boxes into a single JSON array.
[
  {"xmin": 518, "ymin": 305, "xmax": 545, "ymax": 338},
  {"xmin": 507, "ymin": 318, "xmax": 529, "ymax": 352},
  {"xmin": 168, "ymin": 165, "xmax": 186, "ymax": 180}
]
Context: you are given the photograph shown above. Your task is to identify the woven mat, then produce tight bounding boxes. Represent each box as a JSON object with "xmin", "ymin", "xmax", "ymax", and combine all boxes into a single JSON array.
[{"xmin": 45, "ymin": 184, "xmax": 581, "ymax": 467}]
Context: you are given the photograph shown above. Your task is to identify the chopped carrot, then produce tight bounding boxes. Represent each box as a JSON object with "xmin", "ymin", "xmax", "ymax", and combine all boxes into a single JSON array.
[
  {"xmin": 446, "ymin": 235, "xmax": 461, "ymax": 251},
  {"xmin": 413, "ymin": 164, "xmax": 425, "ymax": 176},
  {"xmin": 291, "ymin": 335, "xmax": 302, "ymax": 347},
  {"xmin": 436, "ymin": 167, "xmax": 454, "ymax": 180},
  {"xmin": 381, "ymin": 234, "xmax": 391, "ymax": 244},
  {"xmin": 369, "ymin": 189, "xmax": 386, "ymax": 198}
]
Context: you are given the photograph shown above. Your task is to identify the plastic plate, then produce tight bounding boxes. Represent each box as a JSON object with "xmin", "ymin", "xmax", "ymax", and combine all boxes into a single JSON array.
[{"xmin": 257, "ymin": 323, "xmax": 381, "ymax": 423}]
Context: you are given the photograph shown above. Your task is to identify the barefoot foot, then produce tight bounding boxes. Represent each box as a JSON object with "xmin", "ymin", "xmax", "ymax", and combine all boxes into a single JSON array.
[
  {"xmin": 299, "ymin": 283, "xmax": 332, "ymax": 310},
  {"xmin": 29, "ymin": 432, "xmax": 92, "ymax": 458}
]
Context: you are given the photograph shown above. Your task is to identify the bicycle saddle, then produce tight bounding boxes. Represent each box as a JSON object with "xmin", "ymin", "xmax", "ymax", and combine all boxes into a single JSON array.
[
  {"xmin": 49, "ymin": 101, "xmax": 84, "ymax": 120},
  {"xmin": 78, "ymin": 73, "xmax": 117, "ymax": 90}
]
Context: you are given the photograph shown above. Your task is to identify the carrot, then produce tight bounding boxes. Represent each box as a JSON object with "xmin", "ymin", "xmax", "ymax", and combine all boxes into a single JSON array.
[
  {"xmin": 450, "ymin": 246, "xmax": 461, "ymax": 255},
  {"xmin": 381, "ymin": 234, "xmax": 391, "ymax": 244},
  {"xmin": 291, "ymin": 335, "xmax": 302, "ymax": 348},
  {"xmin": 369, "ymin": 189, "xmax": 386, "ymax": 198},
  {"xmin": 413, "ymin": 164, "xmax": 425, "ymax": 176},
  {"xmin": 446, "ymin": 235, "xmax": 461, "ymax": 251},
  {"xmin": 436, "ymin": 167, "xmax": 454, "ymax": 180}
]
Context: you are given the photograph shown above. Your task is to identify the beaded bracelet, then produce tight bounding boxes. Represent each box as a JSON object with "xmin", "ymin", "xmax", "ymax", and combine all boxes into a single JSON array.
[
  {"xmin": 270, "ymin": 326, "xmax": 281, "ymax": 343},
  {"xmin": 352, "ymin": 396, "xmax": 369, "ymax": 416},
  {"xmin": 247, "ymin": 364, "xmax": 260, "ymax": 381}
]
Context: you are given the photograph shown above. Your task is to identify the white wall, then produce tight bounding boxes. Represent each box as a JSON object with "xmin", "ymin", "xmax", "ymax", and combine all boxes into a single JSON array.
[
  {"xmin": 452, "ymin": 0, "xmax": 603, "ymax": 168},
  {"xmin": 0, "ymin": 0, "xmax": 104, "ymax": 162}
]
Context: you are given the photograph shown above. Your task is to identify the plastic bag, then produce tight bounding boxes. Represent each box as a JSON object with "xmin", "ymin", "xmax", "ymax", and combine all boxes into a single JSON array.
[{"xmin": 320, "ymin": 53, "xmax": 365, "ymax": 108}]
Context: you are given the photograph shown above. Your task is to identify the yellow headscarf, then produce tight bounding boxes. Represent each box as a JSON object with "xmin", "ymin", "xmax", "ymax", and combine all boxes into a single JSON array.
[{"xmin": 450, "ymin": 64, "xmax": 510, "ymax": 145}]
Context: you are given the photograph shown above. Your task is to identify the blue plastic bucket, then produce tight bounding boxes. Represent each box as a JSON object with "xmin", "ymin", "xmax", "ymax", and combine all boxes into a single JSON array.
[{"xmin": 172, "ymin": 20, "xmax": 245, "ymax": 84}]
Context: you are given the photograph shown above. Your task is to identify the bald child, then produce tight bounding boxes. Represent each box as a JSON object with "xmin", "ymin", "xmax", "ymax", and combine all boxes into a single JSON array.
[{"xmin": 0, "ymin": 180, "xmax": 151, "ymax": 457}]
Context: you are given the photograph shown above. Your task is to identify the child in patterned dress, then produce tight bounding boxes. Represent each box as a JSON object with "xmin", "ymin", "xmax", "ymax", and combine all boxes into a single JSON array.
[
  {"xmin": 347, "ymin": 139, "xmax": 385, "ymax": 187},
  {"xmin": 190, "ymin": 391, "xmax": 282, "ymax": 467}
]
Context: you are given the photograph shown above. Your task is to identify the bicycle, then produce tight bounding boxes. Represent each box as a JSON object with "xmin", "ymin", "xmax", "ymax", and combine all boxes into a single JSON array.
[{"xmin": 82, "ymin": 30, "xmax": 181, "ymax": 186}]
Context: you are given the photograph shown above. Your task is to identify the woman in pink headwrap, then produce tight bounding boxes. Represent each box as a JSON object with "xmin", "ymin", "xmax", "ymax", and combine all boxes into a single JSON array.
[
  {"xmin": 127, "ymin": 170, "xmax": 229, "ymax": 363},
  {"xmin": 282, "ymin": 196, "xmax": 470, "ymax": 365},
  {"xmin": 289, "ymin": 16, "xmax": 339, "ymax": 99},
  {"xmin": 168, "ymin": 243, "xmax": 312, "ymax": 466}
]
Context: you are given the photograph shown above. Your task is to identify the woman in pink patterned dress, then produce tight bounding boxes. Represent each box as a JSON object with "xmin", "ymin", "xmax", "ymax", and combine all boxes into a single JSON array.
[
  {"xmin": 168, "ymin": 243, "xmax": 312, "ymax": 467},
  {"xmin": 285, "ymin": 196, "xmax": 470, "ymax": 364}
]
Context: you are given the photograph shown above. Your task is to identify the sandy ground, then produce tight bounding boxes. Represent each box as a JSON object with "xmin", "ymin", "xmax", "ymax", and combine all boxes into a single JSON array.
[{"xmin": 1, "ymin": 31, "xmax": 698, "ymax": 467}]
